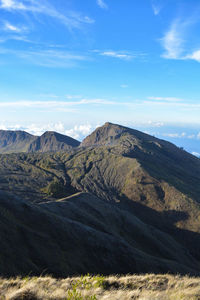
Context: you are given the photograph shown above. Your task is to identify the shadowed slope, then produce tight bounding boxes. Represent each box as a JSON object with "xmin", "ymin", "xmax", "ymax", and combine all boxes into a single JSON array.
[{"xmin": 0, "ymin": 191, "xmax": 199, "ymax": 277}]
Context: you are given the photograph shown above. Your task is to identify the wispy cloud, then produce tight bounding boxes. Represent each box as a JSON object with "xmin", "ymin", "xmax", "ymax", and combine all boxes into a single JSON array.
[
  {"xmin": 65, "ymin": 95, "xmax": 82, "ymax": 99},
  {"xmin": 96, "ymin": 0, "xmax": 108, "ymax": 10},
  {"xmin": 18, "ymin": 49, "xmax": 87, "ymax": 68},
  {"xmin": 152, "ymin": 3, "xmax": 161, "ymax": 15},
  {"xmin": 93, "ymin": 49, "xmax": 147, "ymax": 61},
  {"xmin": 151, "ymin": 0, "xmax": 164, "ymax": 15},
  {"xmin": 161, "ymin": 16, "xmax": 200, "ymax": 63},
  {"xmin": 0, "ymin": 99, "xmax": 117, "ymax": 109},
  {"xmin": 120, "ymin": 84, "xmax": 128, "ymax": 88},
  {"xmin": 161, "ymin": 20, "xmax": 185, "ymax": 59},
  {"xmin": 143, "ymin": 100, "xmax": 200, "ymax": 110},
  {"xmin": 0, "ymin": 47, "xmax": 88, "ymax": 68},
  {"xmin": 100, "ymin": 51, "xmax": 134, "ymax": 60},
  {"xmin": 148, "ymin": 96, "xmax": 183, "ymax": 102},
  {"xmin": 1, "ymin": 0, "xmax": 25, "ymax": 9},
  {"xmin": 3, "ymin": 21, "xmax": 23, "ymax": 32},
  {"xmin": 0, "ymin": 0, "xmax": 94, "ymax": 30},
  {"xmin": 2, "ymin": 98, "xmax": 200, "ymax": 113},
  {"xmin": 163, "ymin": 132, "xmax": 186, "ymax": 138},
  {"xmin": 152, "ymin": 5, "xmax": 160, "ymax": 16}
]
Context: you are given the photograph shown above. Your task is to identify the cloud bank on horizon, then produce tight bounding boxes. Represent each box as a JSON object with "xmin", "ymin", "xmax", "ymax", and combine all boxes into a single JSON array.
[{"xmin": 0, "ymin": 0, "xmax": 200, "ymax": 129}]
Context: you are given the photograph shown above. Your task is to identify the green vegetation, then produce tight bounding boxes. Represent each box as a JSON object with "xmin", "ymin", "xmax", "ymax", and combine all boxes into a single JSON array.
[
  {"xmin": 43, "ymin": 179, "xmax": 68, "ymax": 198},
  {"xmin": 65, "ymin": 275, "xmax": 105, "ymax": 300}
]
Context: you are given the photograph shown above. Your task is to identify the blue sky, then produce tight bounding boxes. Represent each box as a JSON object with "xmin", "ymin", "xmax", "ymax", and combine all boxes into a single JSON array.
[{"xmin": 0, "ymin": 0, "xmax": 200, "ymax": 153}]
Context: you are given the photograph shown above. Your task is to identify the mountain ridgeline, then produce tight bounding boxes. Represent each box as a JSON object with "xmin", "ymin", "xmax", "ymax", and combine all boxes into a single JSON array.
[
  {"xmin": 0, "ymin": 130, "xmax": 80, "ymax": 153},
  {"xmin": 1, "ymin": 122, "xmax": 200, "ymax": 277}
]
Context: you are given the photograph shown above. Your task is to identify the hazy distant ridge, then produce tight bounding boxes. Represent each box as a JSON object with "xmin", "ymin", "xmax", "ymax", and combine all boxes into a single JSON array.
[{"xmin": 0, "ymin": 130, "xmax": 80, "ymax": 153}]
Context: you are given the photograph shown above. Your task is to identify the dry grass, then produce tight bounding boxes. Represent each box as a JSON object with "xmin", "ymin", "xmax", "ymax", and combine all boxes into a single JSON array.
[{"xmin": 1, "ymin": 273, "xmax": 200, "ymax": 300}]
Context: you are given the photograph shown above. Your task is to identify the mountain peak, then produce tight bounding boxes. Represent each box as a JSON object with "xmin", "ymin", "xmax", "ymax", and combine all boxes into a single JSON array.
[
  {"xmin": 28, "ymin": 131, "xmax": 80, "ymax": 152},
  {"xmin": 80, "ymin": 122, "xmax": 152, "ymax": 147}
]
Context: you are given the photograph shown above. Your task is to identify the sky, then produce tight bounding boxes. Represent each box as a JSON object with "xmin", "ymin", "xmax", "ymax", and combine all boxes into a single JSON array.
[{"xmin": 0, "ymin": 0, "xmax": 200, "ymax": 154}]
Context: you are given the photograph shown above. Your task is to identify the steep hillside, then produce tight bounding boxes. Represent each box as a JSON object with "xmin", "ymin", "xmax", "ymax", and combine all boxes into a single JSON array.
[
  {"xmin": 0, "ymin": 191, "xmax": 198, "ymax": 277},
  {"xmin": 0, "ymin": 122, "xmax": 200, "ymax": 276}
]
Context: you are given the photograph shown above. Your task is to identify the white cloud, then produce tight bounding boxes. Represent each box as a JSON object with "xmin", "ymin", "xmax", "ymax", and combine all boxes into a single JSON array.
[
  {"xmin": 0, "ymin": 0, "xmax": 94, "ymax": 30},
  {"xmin": 147, "ymin": 121, "xmax": 164, "ymax": 127},
  {"xmin": 0, "ymin": 99, "xmax": 117, "ymax": 110},
  {"xmin": 192, "ymin": 152, "xmax": 200, "ymax": 157},
  {"xmin": 185, "ymin": 50, "xmax": 200, "ymax": 62},
  {"xmin": 120, "ymin": 84, "xmax": 128, "ymax": 88},
  {"xmin": 162, "ymin": 132, "xmax": 198, "ymax": 139},
  {"xmin": 143, "ymin": 100, "xmax": 200, "ymax": 109},
  {"xmin": 100, "ymin": 51, "xmax": 134, "ymax": 60},
  {"xmin": 4, "ymin": 22, "xmax": 22, "ymax": 32},
  {"xmin": 97, "ymin": 0, "xmax": 108, "ymax": 9},
  {"xmin": 80, "ymin": 98, "xmax": 115, "ymax": 105},
  {"xmin": 65, "ymin": 124, "xmax": 93, "ymax": 140},
  {"xmin": 161, "ymin": 21, "xmax": 184, "ymax": 59},
  {"xmin": 0, "ymin": 122, "xmax": 95, "ymax": 140},
  {"xmin": 163, "ymin": 133, "xmax": 180, "ymax": 138},
  {"xmin": 148, "ymin": 96, "xmax": 182, "ymax": 102},
  {"xmin": 65, "ymin": 95, "xmax": 82, "ymax": 99},
  {"xmin": 161, "ymin": 17, "xmax": 200, "ymax": 63},
  {"xmin": 0, "ymin": 47, "xmax": 88, "ymax": 68},
  {"xmin": 1, "ymin": 0, "xmax": 25, "ymax": 9}
]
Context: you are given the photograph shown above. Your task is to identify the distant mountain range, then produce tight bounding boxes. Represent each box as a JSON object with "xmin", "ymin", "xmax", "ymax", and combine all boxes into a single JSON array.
[
  {"xmin": 1, "ymin": 122, "xmax": 200, "ymax": 277},
  {"xmin": 0, "ymin": 130, "xmax": 80, "ymax": 153}
]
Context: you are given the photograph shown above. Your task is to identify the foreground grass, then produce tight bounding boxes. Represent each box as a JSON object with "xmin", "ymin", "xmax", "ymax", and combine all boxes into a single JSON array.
[{"xmin": 1, "ymin": 273, "xmax": 200, "ymax": 299}]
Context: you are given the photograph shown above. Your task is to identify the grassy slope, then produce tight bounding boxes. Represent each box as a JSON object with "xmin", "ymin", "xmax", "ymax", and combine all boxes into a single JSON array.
[
  {"xmin": 1, "ymin": 274, "xmax": 200, "ymax": 300},
  {"xmin": 1, "ymin": 191, "xmax": 198, "ymax": 277},
  {"xmin": 1, "ymin": 124, "xmax": 200, "ymax": 276}
]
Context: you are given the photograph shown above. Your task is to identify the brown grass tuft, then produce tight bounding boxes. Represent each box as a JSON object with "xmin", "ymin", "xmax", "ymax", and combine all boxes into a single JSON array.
[{"xmin": 1, "ymin": 274, "xmax": 200, "ymax": 299}]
